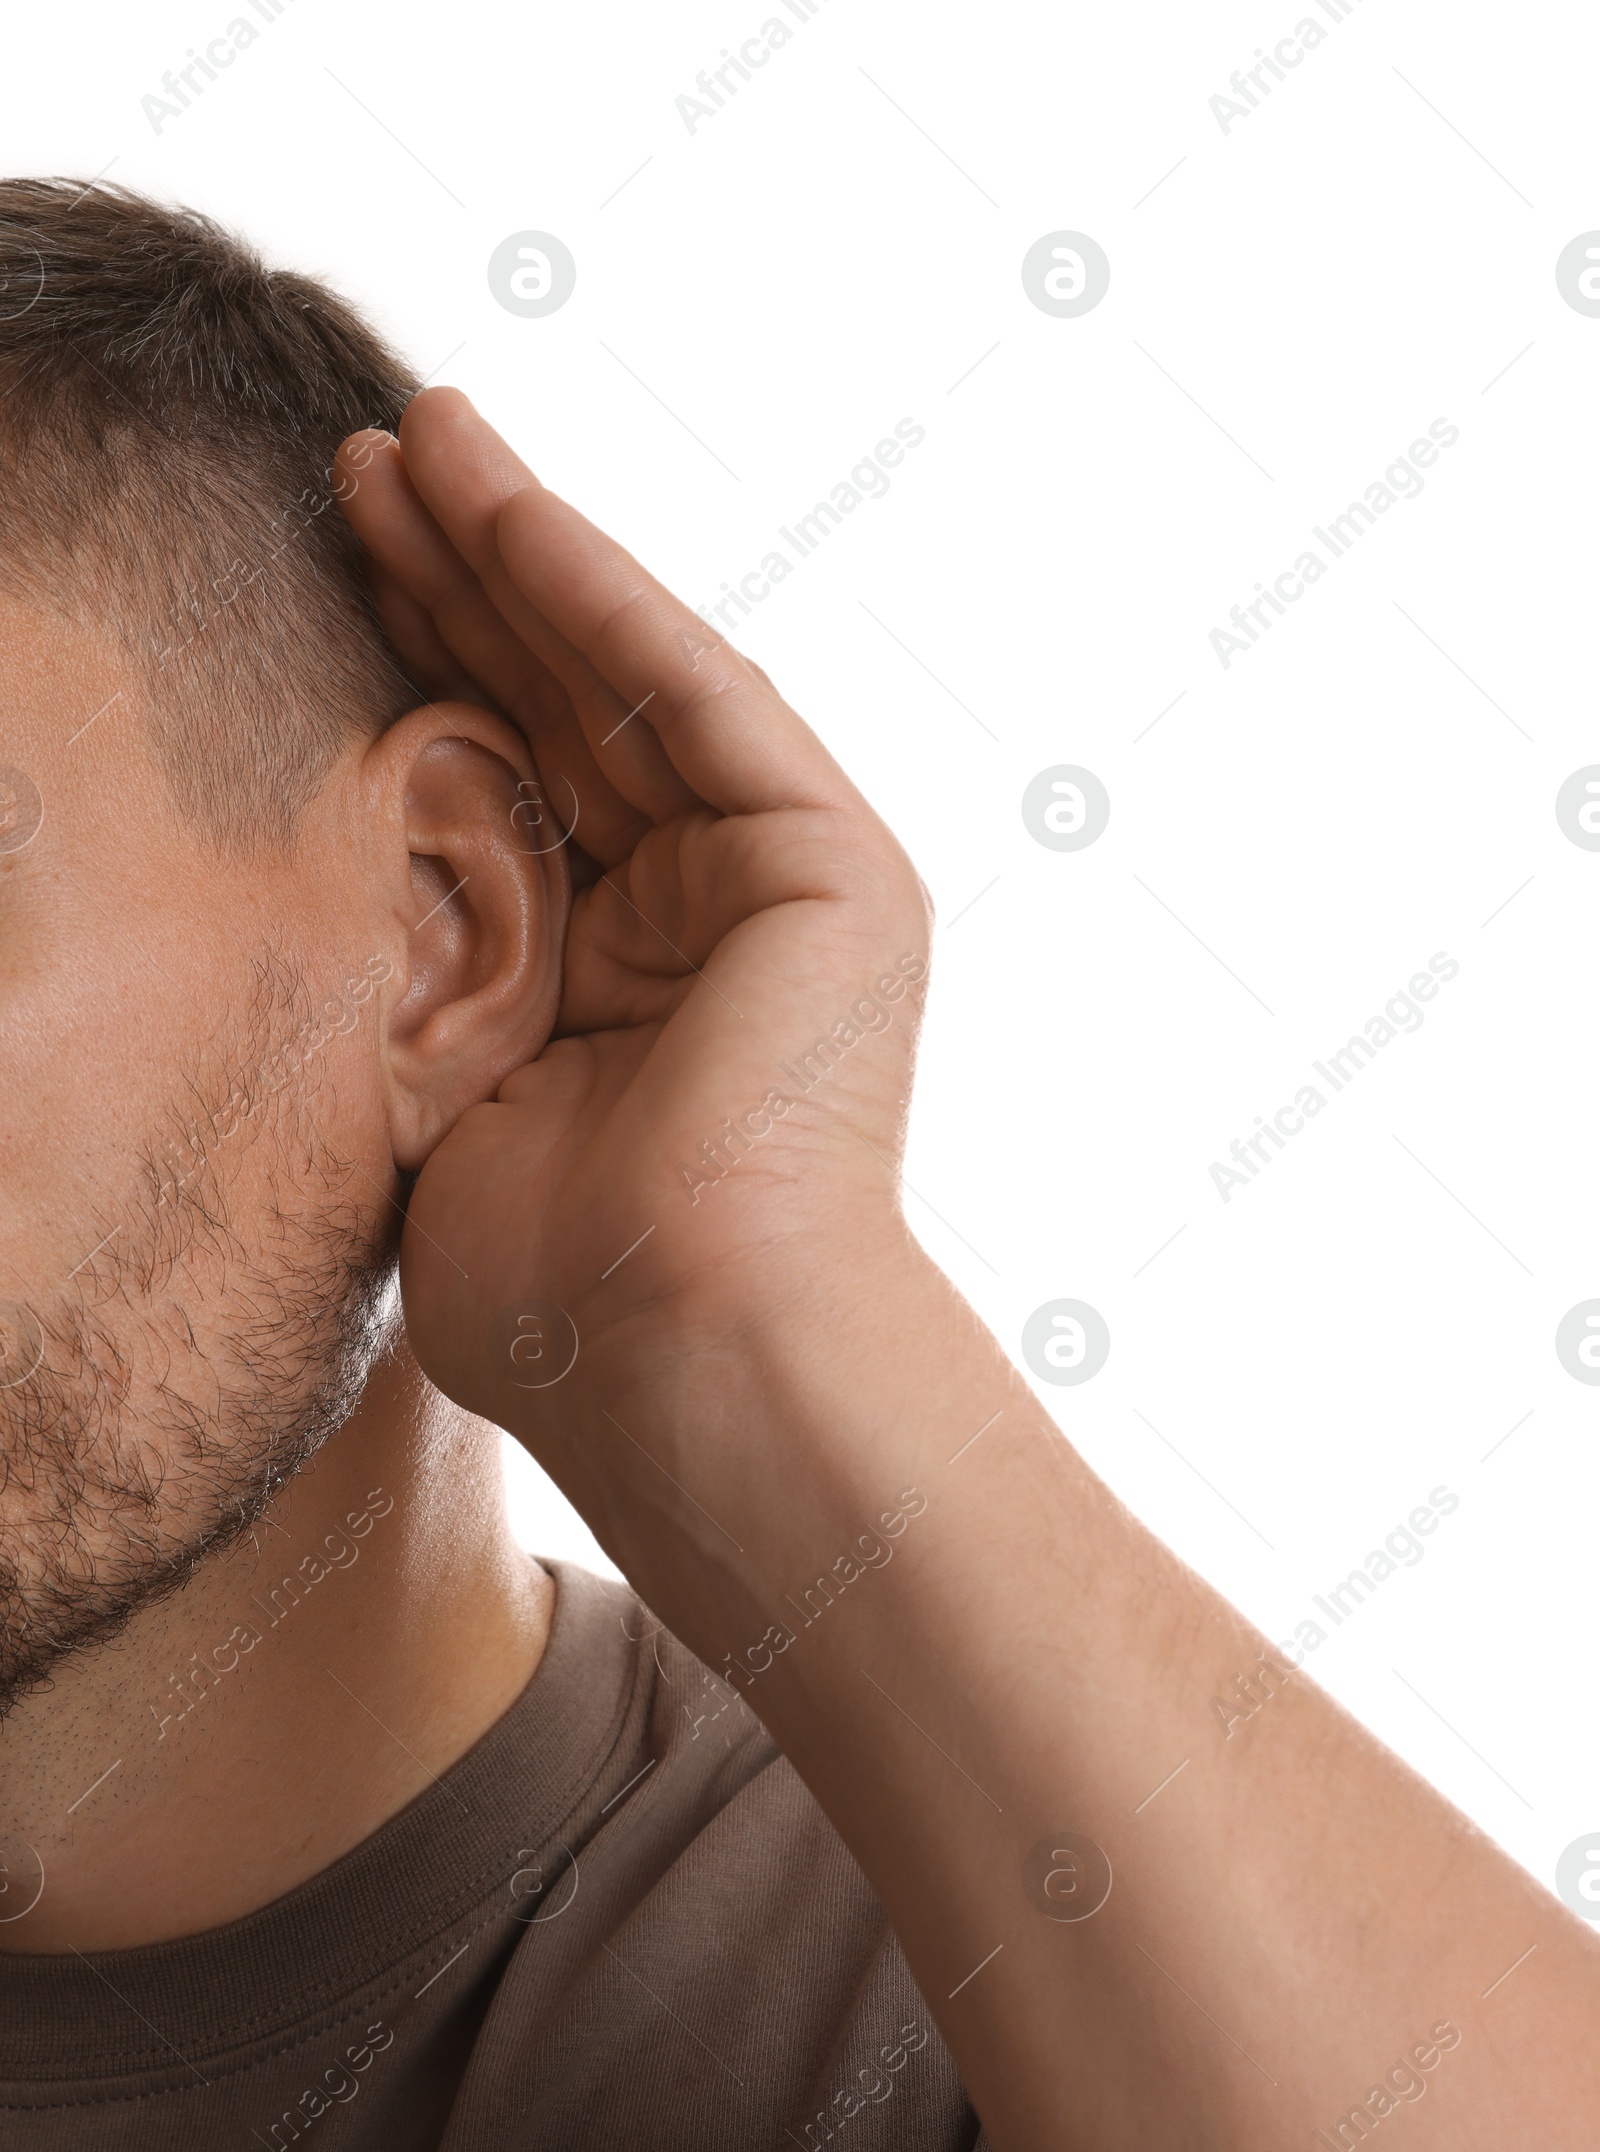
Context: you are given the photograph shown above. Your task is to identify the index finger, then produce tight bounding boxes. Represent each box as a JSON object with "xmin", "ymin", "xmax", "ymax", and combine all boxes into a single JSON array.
[{"xmin": 495, "ymin": 482, "xmax": 852, "ymax": 820}]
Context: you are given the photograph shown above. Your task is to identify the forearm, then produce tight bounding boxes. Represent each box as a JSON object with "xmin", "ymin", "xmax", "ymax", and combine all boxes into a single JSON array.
[
  {"xmin": 560, "ymin": 1237, "xmax": 1600, "ymax": 2150},
  {"xmin": 357, "ymin": 392, "xmax": 1598, "ymax": 2146}
]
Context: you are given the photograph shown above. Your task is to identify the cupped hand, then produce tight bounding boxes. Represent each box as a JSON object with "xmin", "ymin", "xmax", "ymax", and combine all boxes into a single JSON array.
[{"xmin": 335, "ymin": 391, "xmax": 930, "ymax": 1462}]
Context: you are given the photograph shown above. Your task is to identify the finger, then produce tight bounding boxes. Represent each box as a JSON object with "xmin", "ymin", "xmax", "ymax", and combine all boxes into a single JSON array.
[
  {"xmin": 340, "ymin": 432, "xmax": 570, "ymax": 729},
  {"xmin": 552, "ymin": 807, "xmax": 840, "ymax": 1036},
  {"xmin": 494, "ymin": 481, "xmax": 853, "ymax": 820},
  {"xmin": 392, "ymin": 394, "xmax": 703, "ymax": 828},
  {"xmin": 363, "ymin": 557, "xmax": 497, "ymax": 711},
  {"xmin": 338, "ymin": 430, "xmax": 651, "ymax": 865},
  {"xmin": 374, "ymin": 394, "xmax": 845, "ymax": 817}
]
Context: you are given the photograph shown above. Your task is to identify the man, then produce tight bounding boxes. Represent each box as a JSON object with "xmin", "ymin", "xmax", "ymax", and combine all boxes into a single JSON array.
[{"xmin": 0, "ymin": 178, "xmax": 1593, "ymax": 2151}]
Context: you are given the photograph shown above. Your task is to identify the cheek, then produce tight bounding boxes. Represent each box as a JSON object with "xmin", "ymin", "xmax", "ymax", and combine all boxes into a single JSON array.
[
  {"xmin": 0, "ymin": 902, "xmax": 232, "ymax": 1280},
  {"xmin": 0, "ymin": 880, "xmax": 389, "ymax": 1308}
]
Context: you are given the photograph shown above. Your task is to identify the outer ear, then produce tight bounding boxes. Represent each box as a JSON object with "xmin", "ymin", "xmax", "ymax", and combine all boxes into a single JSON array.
[{"xmin": 361, "ymin": 700, "xmax": 569, "ymax": 1171}]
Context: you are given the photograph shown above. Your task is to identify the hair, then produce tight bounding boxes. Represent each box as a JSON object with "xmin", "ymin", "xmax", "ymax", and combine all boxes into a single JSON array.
[{"xmin": 0, "ymin": 176, "xmax": 422, "ymax": 854}]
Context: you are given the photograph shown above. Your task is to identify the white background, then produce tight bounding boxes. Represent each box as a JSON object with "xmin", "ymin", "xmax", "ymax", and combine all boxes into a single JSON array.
[{"xmin": 10, "ymin": 0, "xmax": 1598, "ymax": 1897}]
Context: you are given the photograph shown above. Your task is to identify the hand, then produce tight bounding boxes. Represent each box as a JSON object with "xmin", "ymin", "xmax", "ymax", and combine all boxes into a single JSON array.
[{"xmin": 336, "ymin": 391, "xmax": 930, "ymax": 1496}]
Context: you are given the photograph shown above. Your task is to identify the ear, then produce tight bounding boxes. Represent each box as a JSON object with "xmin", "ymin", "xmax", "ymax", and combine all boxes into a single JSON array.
[{"xmin": 361, "ymin": 701, "xmax": 569, "ymax": 1171}]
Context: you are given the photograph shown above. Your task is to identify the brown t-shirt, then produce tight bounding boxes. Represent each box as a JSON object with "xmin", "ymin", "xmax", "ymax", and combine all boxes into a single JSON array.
[{"xmin": 0, "ymin": 1563, "xmax": 985, "ymax": 2150}]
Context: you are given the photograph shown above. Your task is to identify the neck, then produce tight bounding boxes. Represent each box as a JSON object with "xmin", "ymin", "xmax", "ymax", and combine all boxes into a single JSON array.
[{"xmin": 0, "ymin": 1334, "xmax": 551, "ymax": 1952}]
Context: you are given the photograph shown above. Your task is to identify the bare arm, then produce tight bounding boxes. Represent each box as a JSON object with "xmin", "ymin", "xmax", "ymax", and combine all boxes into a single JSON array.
[{"xmin": 337, "ymin": 389, "xmax": 1600, "ymax": 2150}]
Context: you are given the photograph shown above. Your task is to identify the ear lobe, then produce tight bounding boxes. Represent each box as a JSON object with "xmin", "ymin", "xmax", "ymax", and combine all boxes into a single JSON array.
[{"xmin": 366, "ymin": 702, "xmax": 568, "ymax": 1171}]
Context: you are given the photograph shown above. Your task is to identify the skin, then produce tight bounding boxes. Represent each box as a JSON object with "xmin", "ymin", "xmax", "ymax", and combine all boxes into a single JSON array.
[
  {"xmin": 1, "ymin": 1343, "xmax": 550, "ymax": 1949},
  {"xmin": 1, "ymin": 386, "xmax": 1597, "ymax": 2146},
  {"xmin": 0, "ymin": 589, "xmax": 559, "ymax": 1942}
]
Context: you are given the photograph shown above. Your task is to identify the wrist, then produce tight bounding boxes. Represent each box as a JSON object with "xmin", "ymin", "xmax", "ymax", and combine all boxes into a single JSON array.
[
  {"xmin": 533, "ymin": 1228, "xmax": 1024, "ymax": 1651},
  {"xmin": 569, "ymin": 1195, "xmax": 924, "ymax": 1407}
]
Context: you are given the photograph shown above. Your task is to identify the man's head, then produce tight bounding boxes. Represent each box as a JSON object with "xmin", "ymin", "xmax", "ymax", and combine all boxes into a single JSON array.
[{"xmin": 0, "ymin": 180, "xmax": 564, "ymax": 1712}]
